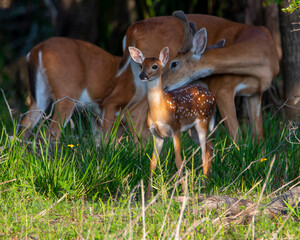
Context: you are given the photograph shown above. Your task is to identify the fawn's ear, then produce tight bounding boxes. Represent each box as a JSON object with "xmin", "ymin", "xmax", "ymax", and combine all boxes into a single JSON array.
[
  {"xmin": 128, "ymin": 46, "xmax": 145, "ymax": 64},
  {"xmin": 159, "ymin": 47, "xmax": 169, "ymax": 68}
]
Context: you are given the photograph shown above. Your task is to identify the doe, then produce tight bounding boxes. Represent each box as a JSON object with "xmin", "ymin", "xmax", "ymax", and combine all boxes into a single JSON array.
[{"xmin": 129, "ymin": 46, "xmax": 216, "ymax": 200}]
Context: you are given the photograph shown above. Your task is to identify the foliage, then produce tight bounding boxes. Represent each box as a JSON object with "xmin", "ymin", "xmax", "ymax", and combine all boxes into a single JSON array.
[
  {"xmin": 0, "ymin": 2, "xmax": 299, "ymax": 236},
  {"xmin": 282, "ymin": 0, "xmax": 300, "ymax": 14},
  {"xmin": 0, "ymin": 102, "xmax": 299, "ymax": 238}
]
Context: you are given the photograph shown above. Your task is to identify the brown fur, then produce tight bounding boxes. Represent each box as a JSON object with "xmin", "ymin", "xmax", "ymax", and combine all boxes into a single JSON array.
[
  {"xmin": 129, "ymin": 48, "xmax": 216, "ymax": 200},
  {"xmin": 123, "ymin": 13, "xmax": 280, "ymax": 142},
  {"xmin": 21, "ymin": 37, "xmax": 135, "ymax": 139}
]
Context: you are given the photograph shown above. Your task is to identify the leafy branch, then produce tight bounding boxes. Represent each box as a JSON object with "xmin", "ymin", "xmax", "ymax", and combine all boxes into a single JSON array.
[{"xmin": 281, "ymin": 0, "xmax": 300, "ymax": 14}]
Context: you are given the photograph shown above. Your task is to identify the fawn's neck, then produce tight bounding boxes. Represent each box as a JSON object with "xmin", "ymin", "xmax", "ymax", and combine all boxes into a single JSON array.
[{"xmin": 146, "ymin": 75, "xmax": 167, "ymax": 115}]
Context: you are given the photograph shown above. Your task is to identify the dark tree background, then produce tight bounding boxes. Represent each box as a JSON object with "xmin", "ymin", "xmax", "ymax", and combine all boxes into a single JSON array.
[
  {"xmin": 0, "ymin": 0, "xmax": 299, "ymax": 122},
  {"xmin": 279, "ymin": 0, "xmax": 300, "ymax": 121}
]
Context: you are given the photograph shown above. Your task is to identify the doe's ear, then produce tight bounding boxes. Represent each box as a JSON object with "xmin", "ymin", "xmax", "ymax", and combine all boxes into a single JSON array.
[
  {"xmin": 206, "ymin": 39, "xmax": 226, "ymax": 50},
  {"xmin": 128, "ymin": 46, "xmax": 145, "ymax": 64},
  {"xmin": 192, "ymin": 28, "xmax": 207, "ymax": 57},
  {"xmin": 159, "ymin": 47, "xmax": 169, "ymax": 68}
]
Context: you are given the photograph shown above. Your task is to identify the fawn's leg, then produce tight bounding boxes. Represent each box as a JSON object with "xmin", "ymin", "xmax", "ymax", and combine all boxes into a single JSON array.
[
  {"xmin": 145, "ymin": 136, "xmax": 164, "ymax": 200},
  {"xmin": 172, "ymin": 131, "xmax": 186, "ymax": 190},
  {"xmin": 195, "ymin": 122, "xmax": 211, "ymax": 177}
]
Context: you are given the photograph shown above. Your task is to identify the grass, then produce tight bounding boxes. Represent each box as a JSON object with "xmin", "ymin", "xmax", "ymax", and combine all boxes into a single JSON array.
[{"xmin": 0, "ymin": 96, "xmax": 299, "ymax": 239}]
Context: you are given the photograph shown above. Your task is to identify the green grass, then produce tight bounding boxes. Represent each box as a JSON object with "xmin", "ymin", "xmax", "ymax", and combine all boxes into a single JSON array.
[{"xmin": 0, "ymin": 102, "xmax": 299, "ymax": 238}]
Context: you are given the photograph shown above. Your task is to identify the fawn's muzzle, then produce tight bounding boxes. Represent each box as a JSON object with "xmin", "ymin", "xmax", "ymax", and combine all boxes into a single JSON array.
[{"xmin": 139, "ymin": 72, "xmax": 148, "ymax": 81}]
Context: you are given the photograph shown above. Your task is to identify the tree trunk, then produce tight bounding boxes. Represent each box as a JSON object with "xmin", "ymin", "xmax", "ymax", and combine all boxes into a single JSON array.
[
  {"xmin": 245, "ymin": 0, "xmax": 282, "ymax": 60},
  {"xmin": 55, "ymin": 0, "xmax": 99, "ymax": 43},
  {"xmin": 106, "ymin": 0, "xmax": 135, "ymax": 55},
  {"xmin": 279, "ymin": 1, "xmax": 300, "ymax": 121}
]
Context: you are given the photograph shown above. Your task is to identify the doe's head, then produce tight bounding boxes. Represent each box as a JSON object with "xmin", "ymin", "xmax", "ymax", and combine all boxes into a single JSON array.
[
  {"xmin": 162, "ymin": 28, "xmax": 225, "ymax": 90},
  {"xmin": 129, "ymin": 46, "xmax": 169, "ymax": 82}
]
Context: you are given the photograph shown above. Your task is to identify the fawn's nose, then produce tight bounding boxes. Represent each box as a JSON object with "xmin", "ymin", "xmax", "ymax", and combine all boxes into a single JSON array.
[{"xmin": 139, "ymin": 72, "xmax": 148, "ymax": 80}]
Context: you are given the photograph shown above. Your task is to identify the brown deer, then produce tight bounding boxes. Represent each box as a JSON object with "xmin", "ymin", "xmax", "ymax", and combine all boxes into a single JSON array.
[
  {"xmin": 129, "ymin": 46, "xmax": 216, "ymax": 200},
  {"xmin": 161, "ymin": 27, "xmax": 274, "ymax": 142},
  {"xmin": 19, "ymin": 13, "xmax": 222, "ymax": 142},
  {"xmin": 20, "ymin": 37, "xmax": 134, "ymax": 140},
  {"xmin": 122, "ymin": 11, "xmax": 280, "ymax": 142}
]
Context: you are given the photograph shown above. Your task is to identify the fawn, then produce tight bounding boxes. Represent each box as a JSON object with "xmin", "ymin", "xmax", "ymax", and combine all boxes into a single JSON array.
[{"xmin": 129, "ymin": 46, "xmax": 216, "ymax": 200}]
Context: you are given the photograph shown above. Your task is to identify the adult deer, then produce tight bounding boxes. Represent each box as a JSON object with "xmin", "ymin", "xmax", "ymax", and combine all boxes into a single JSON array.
[
  {"xmin": 129, "ymin": 46, "xmax": 216, "ymax": 200},
  {"xmin": 162, "ymin": 27, "xmax": 278, "ymax": 142},
  {"xmin": 20, "ymin": 37, "xmax": 134, "ymax": 140},
  {"xmin": 121, "ymin": 11, "xmax": 280, "ymax": 142}
]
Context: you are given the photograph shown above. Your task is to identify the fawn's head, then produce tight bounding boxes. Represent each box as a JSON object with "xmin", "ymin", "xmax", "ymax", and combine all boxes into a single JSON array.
[{"xmin": 129, "ymin": 46, "xmax": 169, "ymax": 82}]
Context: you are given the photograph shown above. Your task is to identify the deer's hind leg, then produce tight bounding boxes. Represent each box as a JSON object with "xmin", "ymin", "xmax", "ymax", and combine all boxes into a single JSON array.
[
  {"xmin": 19, "ymin": 76, "xmax": 52, "ymax": 140},
  {"xmin": 47, "ymin": 98, "xmax": 75, "ymax": 140},
  {"xmin": 207, "ymin": 76, "xmax": 240, "ymax": 141},
  {"xmin": 245, "ymin": 93, "xmax": 264, "ymax": 142},
  {"xmin": 20, "ymin": 101, "xmax": 47, "ymax": 140}
]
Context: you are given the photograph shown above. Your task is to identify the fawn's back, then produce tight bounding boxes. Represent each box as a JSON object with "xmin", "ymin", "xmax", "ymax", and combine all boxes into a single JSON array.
[{"xmin": 165, "ymin": 84, "xmax": 216, "ymax": 130}]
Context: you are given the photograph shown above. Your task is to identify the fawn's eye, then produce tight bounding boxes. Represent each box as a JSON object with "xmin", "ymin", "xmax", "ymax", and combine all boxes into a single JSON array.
[
  {"xmin": 170, "ymin": 61, "xmax": 179, "ymax": 69},
  {"xmin": 152, "ymin": 64, "xmax": 158, "ymax": 70},
  {"xmin": 140, "ymin": 65, "xmax": 142, "ymax": 69}
]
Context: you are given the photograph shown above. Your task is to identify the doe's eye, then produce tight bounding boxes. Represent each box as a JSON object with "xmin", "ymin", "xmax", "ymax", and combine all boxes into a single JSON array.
[
  {"xmin": 152, "ymin": 64, "xmax": 158, "ymax": 70},
  {"xmin": 171, "ymin": 61, "xmax": 179, "ymax": 69}
]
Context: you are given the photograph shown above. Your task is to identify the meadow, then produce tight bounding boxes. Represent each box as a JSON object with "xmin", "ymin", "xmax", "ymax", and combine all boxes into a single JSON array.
[{"xmin": 0, "ymin": 91, "xmax": 299, "ymax": 239}]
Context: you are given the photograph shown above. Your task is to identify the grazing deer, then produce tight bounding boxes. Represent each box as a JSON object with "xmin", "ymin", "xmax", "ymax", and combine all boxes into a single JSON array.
[
  {"xmin": 122, "ymin": 11, "xmax": 280, "ymax": 142},
  {"xmin": 20, "ymin": 37, "xmax": 134, "ymax": 140},
  {"xmin": 129, "ymin": 46, "xmax": 216, "ymax": 200}
]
